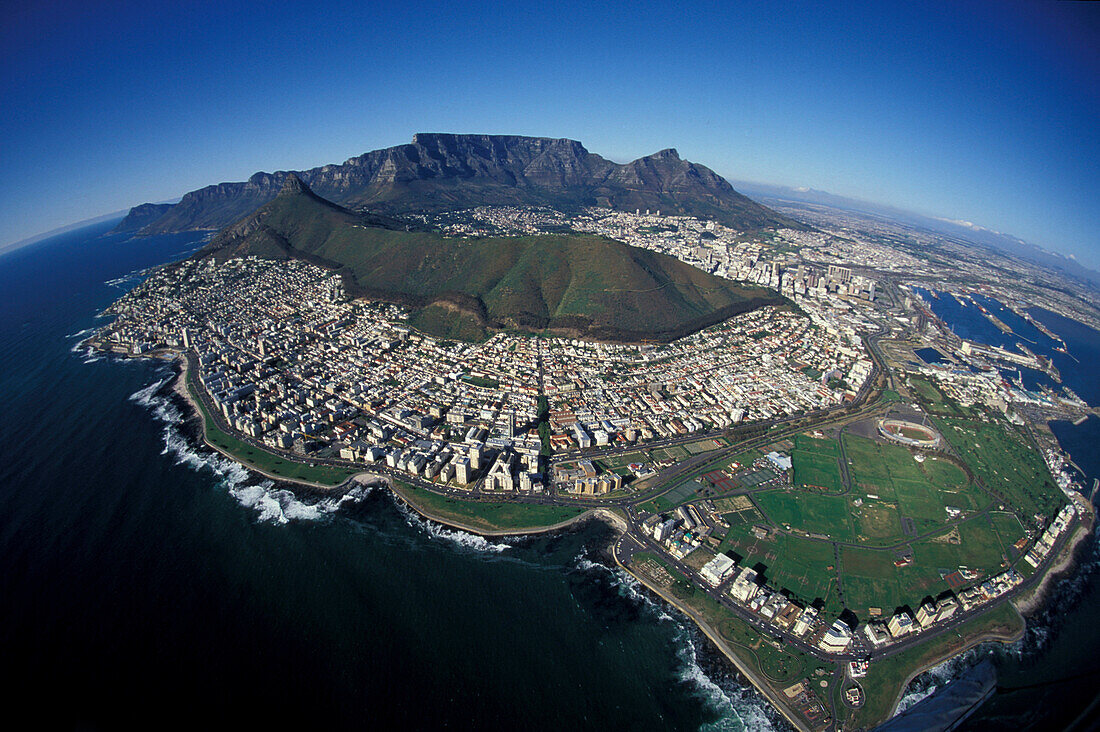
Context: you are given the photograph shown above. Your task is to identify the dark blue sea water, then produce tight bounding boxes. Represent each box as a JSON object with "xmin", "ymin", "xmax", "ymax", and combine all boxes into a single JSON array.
[
  {"xmin": 914, "ymin": 347, "xmax": 946, "ymax": 365},
  {"xmin": 0, "ymin": 222, "xmax": 776, "ymax": 730},
  {"xmin": 907, "ymin": 287, "xmax": 1100, "ymax": 729},
  {"xmin": 913, "ymin": 288, "xmax": 1100, "ymax": 406}
]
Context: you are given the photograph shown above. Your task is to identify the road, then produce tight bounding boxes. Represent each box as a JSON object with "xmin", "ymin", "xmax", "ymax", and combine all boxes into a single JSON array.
[{"xmin": 176, "ymin": 319, "xmax": 1083, "ymax": 732}]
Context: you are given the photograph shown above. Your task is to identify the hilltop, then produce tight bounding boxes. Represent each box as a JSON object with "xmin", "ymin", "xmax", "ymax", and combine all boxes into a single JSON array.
[
  {"xmin": 200, "ymin": 175, "xmax": 787, "ymax": 342},
  {"xmin": 111, "ymin": 202, "xmax": 175, "ymax": 233},
  {"xmin": 120, "ymin": 134, "xmax": 803, "ymax": 235}
]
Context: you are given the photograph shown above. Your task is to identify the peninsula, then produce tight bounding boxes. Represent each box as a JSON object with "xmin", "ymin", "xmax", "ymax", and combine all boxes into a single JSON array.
[{"xmin": 93, "ymin": 137, "xmax": 1098, "ymax": 731}]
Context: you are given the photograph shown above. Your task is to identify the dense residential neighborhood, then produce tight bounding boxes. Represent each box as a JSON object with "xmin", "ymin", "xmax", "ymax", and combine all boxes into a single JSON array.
[{"xmin": 91, "ymin": 202, "xmax": 1095, "ymax": 732}]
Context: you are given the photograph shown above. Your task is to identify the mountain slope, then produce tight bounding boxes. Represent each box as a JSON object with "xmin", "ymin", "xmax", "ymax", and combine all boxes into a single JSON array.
[
  {"xmin": 133, "ymin": 134, "xmax": 802, "ymax": 234},
  {"xmin": 111, "ymin": 203, "xmax": 174, "ymax": 233},
  {"xmin": 202, "ymin": 175, "xmax": 787, "ymax": 342}
]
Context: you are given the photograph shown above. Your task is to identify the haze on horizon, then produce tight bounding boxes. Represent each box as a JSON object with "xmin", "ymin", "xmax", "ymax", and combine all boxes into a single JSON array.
[{"xmin": 1, "ymin": 0, "xmax": 1097, "ymax": 269}]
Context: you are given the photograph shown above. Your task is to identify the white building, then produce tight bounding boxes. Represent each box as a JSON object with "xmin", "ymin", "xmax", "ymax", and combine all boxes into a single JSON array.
[{"xmin": 700, "ymin": 554, "xmax": 736, "ymax": 586}]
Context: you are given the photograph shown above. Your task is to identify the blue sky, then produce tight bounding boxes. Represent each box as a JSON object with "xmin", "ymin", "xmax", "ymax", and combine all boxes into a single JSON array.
[{"xmin": 2, "ymin": 0, "xmax": 1098, "ymax": 267}]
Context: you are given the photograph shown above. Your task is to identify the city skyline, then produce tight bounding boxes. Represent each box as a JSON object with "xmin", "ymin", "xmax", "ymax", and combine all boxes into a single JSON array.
[{"xmin": 1, "ymin": 0, "xmax": 1097, "ymax": 268}]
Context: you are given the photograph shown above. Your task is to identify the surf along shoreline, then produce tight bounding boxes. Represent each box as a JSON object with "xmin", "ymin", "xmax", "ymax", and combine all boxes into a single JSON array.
[
  {"xmin": 135, "ymin": 347, "xmax": 1094, "ymax": 730},
  {"xmin": 165, "ymin": 349, "xmax": 618, "ymax": 534},
  {"xmin": 156, "ymin": 348, "xmax": 805, "ymax": 726}
]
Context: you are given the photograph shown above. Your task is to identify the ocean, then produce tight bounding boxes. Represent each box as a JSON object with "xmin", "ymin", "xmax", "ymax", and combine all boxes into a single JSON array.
[
  {"xmin": 0, "ymin": 221, "xmax": 780, "ymax": 730},
  {"xmin": 4, "ymin": 224, "xmax": 1098, "ymax": 731},
  {"xmin": 903, "ymin": 288, "xmax": 1100, "ymax": 730}
]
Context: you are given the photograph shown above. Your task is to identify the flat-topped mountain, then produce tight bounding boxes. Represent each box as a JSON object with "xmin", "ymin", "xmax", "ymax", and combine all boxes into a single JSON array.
[
  {"xmin": 119, "ymin": 133, "xmax": 803, "ymax": 235},
  {"xmin": 200, "ymin": 175, "xmax": 787, "ymax": 343}
]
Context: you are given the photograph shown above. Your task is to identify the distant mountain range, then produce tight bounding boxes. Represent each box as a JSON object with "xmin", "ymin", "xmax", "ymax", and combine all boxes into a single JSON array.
[
  {"xmin": 199, "ymin": 174, "xmax": 785, "ymax": 343},
  {"xmin": 114, "ymin": 133, "xmax": 803, "ymax": 235},
  {"xmin": 732, "ymin": 180, "xmax": 1100, "ymax": 290}
]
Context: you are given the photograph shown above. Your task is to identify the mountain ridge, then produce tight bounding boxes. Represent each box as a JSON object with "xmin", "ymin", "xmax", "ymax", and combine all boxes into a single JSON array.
[
  {"xmin": 118, "ymin": 134, "xmax": 803, "ymax": 235},
  {"xmin": 199, "ymin": 175, "xmax": 787, "ymax": 343}
]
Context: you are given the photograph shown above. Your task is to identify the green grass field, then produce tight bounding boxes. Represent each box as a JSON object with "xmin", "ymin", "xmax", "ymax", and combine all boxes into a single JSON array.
[
  {"xmin": 726, "ymin": 427, "xmax": 1016, "ymax": 618},
  {"xmin": 843, "ymin": 434, "xmax": 989, "ymax": 541},
  {"xmin": 754, "ymin": 490, "xmax": 857, "ymax": 541},
  {"xmin": 840, "ymin": 514, "xmax": 1006, "ymax": 616},
  {"xmin": 791, "ymin": 434, "xmax": 844, "ymax": 491},
  {"xmin": 934, "ymin": 415, "xmax": 1066, "ymax": 526},
  {"xmin": 909, "ymin": 516, "xmax": 1007, "ymax": 577},
  {"xmin": 600, "ymin": 451, "xmax": 647, "ymax": 470},
  {"xmin": 840, "ymin": 545, "xmax": 910, "ymax": 616},
  {"xmin": 765, "ymin": 535, "xmax": 843, "ymax": 615},
  {"xmin": 851, "ymin": 502, "xmax": 903, "ymax": 542},
  {"xmin": 395, "ymin": 481, "xmax": 588, "ymax": 533},
  {"xmin": 991, "ymin": 510, "xmax": 1027, "ymax": 550}
]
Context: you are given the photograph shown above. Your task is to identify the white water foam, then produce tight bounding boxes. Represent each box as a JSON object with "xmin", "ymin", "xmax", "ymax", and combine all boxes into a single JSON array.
[
  {"xmin": 392, "ymin": 495, "xmax": 511, "ymax": 553},
  {"xmin": 894, "ymin": 645, "xmax": 986, "ymax": 716},
  {"xmin": 228, "ymin": 481, "xmax": 373, "ymax": 525},
  {"xmin": 130, "ymin": 377, "xmax": 370, "ymax": 524},
  {"xmin": 105, "ymin": 269, "xmax": 145, "ymax": 288},
  {"xmin": 894, "ymin": 522, "xmax": 1100, "ymax": 716},
  {"xmin": 576, "ymin": 557, "xmax": 676, "ymax": 622},
  {"xmin": 66, "ymin": 327, "xmax": 95, "ymax": 340},
  {"xmin": 569, "ymin": 555, "xmax": 778, "ymax": 732}
]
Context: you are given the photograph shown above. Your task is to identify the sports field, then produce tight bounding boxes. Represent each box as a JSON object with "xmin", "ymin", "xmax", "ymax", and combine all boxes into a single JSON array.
[
  {"xmin": 840, "ymin": 512, "xmax": 1008, "ymax": 616},
  {"xmin": 755, "ymin": 489, "xmax": 857, "ymax": 541},
  {"xmin": 755, "ymin": 434, "xmax": 990, "ymax": 547},
  {"xmin": 716, "ymin": 523, "xmax": 843, "ymax": 615},
  {"xmin": 647, "ymin": 422, "xmax": 1051, "ymax": 622},
  {"xmin": 934, "ymin": 415, "xmax": 1066, "ymax": 526},
  {"xmin": 791, "ymin": 434, "xmax": 844, "ymax": 492},
  {"xmin": 843, "ymin": 434, "xmax": 988, "ymax": 541},
  {"xmin": 725, "ymin": 430, "xmax": 1024, "ymax": 617}
]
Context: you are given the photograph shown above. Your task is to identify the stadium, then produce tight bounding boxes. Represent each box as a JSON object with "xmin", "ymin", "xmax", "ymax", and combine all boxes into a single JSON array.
[{"xmin": 878, "ymin": 418, "xmax": 942, "ymax": 448}]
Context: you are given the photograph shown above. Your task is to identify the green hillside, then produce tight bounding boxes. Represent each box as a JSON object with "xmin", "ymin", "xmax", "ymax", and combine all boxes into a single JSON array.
[{"xmin": 202, "ymin": 175, "xmax": 787, "ymax": 342}]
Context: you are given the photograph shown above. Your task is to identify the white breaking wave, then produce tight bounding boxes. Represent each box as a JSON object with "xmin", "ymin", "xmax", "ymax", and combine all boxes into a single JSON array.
[
  {"xmin": 667, "ymin": 606, "xmax": 777, "ymax": 731},
  {"xmin": 895, "ymin": 522, "xmax": 1100, "ymax": 716},
  {"xmin": 392, "ymin": 495, "xmax": 511, "ymax": 553},
  {"xmin": 130, "ymin": 377, "xmax": 370, "ymax": 524},
  {"xmin": 569, "ymin": 555, "xmax": 777, "ymax": 732},
  {"xmin": 105, "ymin": 269, "xmax": 144, "ymax": 287},
  {"xmin": 578, "ymin": 557, "xmax": 676, "ymax": 623},
  {"xmin": 894, "ymin": 646, "xmax": 986, "ymax": 716},
  {"xmin": 229, "ymin": 482, "xmax": 373, "ymax": 525},
  {"xmin": 894, "ymin": 684, "xmax": 937, "ymax": 716},
  {"xmin": 66, "ymin": 327, "xmax": 95, "ymax": 339},
  {"xmin": 130, "ymin": 378, "xmax": 176, "ymax": 421}
]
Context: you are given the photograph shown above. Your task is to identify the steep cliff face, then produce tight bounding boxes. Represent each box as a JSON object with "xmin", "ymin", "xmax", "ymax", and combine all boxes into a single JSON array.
[
  {"xmin": 110, "ymin": 202, "xmax": 174, "ymax": 233},
  {"xmin": 130, "ymin": 133, "xmax": 802, "ymax": 234}
]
